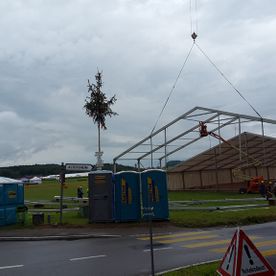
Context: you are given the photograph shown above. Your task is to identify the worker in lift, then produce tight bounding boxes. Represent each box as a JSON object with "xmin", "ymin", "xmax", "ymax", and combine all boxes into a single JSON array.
[{"xmin": 199, "ymin": 122, "xmax": 208, "ymax": 137}]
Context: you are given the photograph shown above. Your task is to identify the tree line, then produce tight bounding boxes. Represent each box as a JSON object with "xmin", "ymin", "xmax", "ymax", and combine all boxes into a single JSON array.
[{"xmin": 0, "ymin": 163, "xmax": 135, "ymax": 179}]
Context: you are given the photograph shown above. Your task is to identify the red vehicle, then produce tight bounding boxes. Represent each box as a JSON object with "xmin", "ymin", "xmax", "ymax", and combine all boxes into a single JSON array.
[{"xmin": 246, "ymin": 176, "xmax": 264, "ymax": 194}]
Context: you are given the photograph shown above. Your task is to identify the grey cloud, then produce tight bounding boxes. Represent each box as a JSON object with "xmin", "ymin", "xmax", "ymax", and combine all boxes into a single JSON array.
[{"xmin": 0, "ymin": 0, "xmax": 275, "ymax": 165}]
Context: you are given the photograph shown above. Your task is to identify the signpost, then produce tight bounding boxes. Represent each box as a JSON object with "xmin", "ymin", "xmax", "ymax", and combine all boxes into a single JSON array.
[
  {"xmin": 65, "ymin": 163, "xmax": 93, "ymax": 171},
  {"xmin": 59, "ymin": 163, "xmax": 66, "ymax": 225},
  {"xmin": 58, "ymin": 162, "xmax": 93, "ymax": 224},
  {"xmin": 143, "ymin": 207, "xmax": 155, "ymax": 276}
]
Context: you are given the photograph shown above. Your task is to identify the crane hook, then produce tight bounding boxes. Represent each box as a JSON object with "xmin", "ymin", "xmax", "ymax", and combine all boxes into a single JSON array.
[{"xmin": 191, "ymin": 32, "xmax": 198, "ymax": 41}]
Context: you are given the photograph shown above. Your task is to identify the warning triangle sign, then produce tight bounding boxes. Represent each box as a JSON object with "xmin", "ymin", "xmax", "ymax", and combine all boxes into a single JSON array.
[
  {"xmin": 236, "ymin": 229, "xmax": 275, "ymax": 276},
  {"xmin": 217, "ymin": 229, "xmax": 275, "ymax": 276},
  {"xmin": 217, "ymin": 230, "xmax": 238, "ymax": 276}
]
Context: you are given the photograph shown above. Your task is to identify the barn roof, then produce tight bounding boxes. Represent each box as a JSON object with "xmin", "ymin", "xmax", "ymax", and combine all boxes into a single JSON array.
[{"xmin": 168, "ymin": 132, "xmax": 276, "ymax": 172}]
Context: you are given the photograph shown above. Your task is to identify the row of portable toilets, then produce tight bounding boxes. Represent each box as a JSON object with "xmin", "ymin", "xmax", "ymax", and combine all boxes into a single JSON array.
[
  {"xmin": 0, "ymin": 178, "xmax": 24, "ymax": 226},
  {"xmin": 88, "ymin": 169, "xmax": 169, "ymax": 222}
]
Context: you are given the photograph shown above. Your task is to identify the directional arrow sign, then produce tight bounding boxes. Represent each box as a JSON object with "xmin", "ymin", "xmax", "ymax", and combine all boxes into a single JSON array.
[{"xmin": 65, "ymin": 163, "xmax": 93, "ymax": 171}]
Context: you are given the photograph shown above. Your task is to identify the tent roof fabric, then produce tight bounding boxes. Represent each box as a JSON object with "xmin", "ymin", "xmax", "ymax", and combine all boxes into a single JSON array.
[
  {"xmin": 168, "ymin": 132, "xmax": 276, "ymax": 173},
  {"xmin": 0, "ymin": 177, "xmax": 21, "ymax": 184}
]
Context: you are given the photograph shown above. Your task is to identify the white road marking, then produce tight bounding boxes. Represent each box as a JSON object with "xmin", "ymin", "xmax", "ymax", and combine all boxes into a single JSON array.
[
  {"xmin": 143, "ymin": 247, "xmax": 173, "ymax": 252},
  {"xmin": 0, "ymin": 265, "xmax": 24, "ymax": 270},
  {"xmin": 70, "ymin": 255, "xmax": 107, "ymax": 261}
]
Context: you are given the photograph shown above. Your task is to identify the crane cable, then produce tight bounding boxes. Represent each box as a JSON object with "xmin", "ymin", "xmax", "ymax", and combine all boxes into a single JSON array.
[
  {"xmin": 194, "ymin": 42, "xmax": 263, "ymax": 119},
  {"xmin": 150, "ymin": 42, "xmax": 195, "ymax": 134},
  {"xmin": 189, "ymin": 0, "xmax": 198, "ymax": 36},
  {"xmin": 150, "ymin": 0, "xmax": 199, "ymax": 135},
  {"xmin": 194, "ymin": 40, "xmax": 266, "ymax": 171}
]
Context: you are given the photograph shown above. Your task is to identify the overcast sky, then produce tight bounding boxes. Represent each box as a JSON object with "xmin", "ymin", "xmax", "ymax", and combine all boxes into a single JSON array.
[{"xmin": 0, "ymin": 0, "xmax": 276, "ymax": 167}]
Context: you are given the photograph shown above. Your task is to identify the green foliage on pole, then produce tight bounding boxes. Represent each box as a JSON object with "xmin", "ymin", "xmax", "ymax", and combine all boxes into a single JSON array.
[{"xmin": 84, "ymin": 70, "xmax": 118, "ymax": 130}]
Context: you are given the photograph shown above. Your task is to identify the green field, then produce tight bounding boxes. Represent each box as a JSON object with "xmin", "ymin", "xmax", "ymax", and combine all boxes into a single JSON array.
[
  {"xmin": 161, "ymin": 261, "xmax": 220, "ymax": 276},
  {"xmin": 21, "ymin": 178, "xmax": 276, "ymax": 228},
  {"xmin": 24, "ymin": 177, "xmax": 88, "ymax": 201},
  {"xmin": 168, "ymin": 191, "xmax": 259, "ymax": 201}
]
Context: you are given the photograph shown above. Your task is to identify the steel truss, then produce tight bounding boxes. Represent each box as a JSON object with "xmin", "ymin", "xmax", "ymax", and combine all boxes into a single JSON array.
[{"xmin": 113, "ymin": 106, "xmax": 276, "ymax": 172}]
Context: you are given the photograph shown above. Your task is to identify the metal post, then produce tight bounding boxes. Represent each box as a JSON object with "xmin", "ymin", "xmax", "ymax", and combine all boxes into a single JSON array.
[
  {"xmin": 59, "ymin": 162, "xmax": 65, "ymax": 225},
  {"xmin": 113, "ymin": 160, "xmax": 117, "ymax": 173},
  {"xmin": 143, "ymin": 207, "xmax": 155, "ymax": 276},
  {"xmin": 214, "ymin": 149, "xmax": 219, "ymax": 192},
  {"xmin": 164, "ymin": 128, "xmax": 167, "ymax": 169},
  {"xmin": 238, "ymin": 117, "xmax": 242, "ymax": 161},
  {"xmin": 261, "ymin": 119, "xmax": 265, "ymax": 165},
  {"xmin": 96, "ymin": 123, "xmax": 103, "ymax": 170},
  {"xmin": 218, "ymin": 114, "xmax": 221, "ymax": 153},
  {"xmin": 150, "ymin": 136, "xmax": 153, "ymax": 168},
  {"xmin": 149, "ymin": 212, "xmax": 155, "ymax": 276}
]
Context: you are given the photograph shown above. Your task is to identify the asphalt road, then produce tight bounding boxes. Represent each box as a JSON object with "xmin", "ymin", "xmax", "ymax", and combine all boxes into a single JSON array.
[{"xmin": 1, "ymin": 222, "xmax": 276, "ymax": 275}]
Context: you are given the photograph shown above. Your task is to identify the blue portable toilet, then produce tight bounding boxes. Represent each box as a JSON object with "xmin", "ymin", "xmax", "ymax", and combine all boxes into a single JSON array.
[
  {"xmin": 0, "ymin": 208, "xmax": 5, "ymax": 226},
  {"xmin": 0, "ymin": 177, "xmax": 23, "ymax": 206},
  {"xmin": 4, "ymin": 183, "xmax": 19, "ymax": 205},
  {"xmin": 0, "ymin": 177, "xmax": 24, "ymax": 226},
  {"xmin": 114, "ymin": 171, "xmax": 141, "ymax": 222},
  {"xmin": 17, "ymin": 183, "xmax": 24, "ymax": 205},
  {"xmin": 141, "ymin": 169, "xmax": 169, "ymax": 220},
  {"xmin": 5, "ymin": 206, "xmax": 17, "ymax": 225}
]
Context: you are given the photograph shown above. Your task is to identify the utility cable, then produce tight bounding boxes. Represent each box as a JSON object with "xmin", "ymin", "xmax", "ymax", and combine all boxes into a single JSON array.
[
  {"xmin": 151, "ymin": 42, "xmax": 195, "ymax": 134},
  {"xmin": 189, "ymin": 0, "xmax": 198, "ymax": 35},
  {"xmin": 194, "ymin": 41, "xmax": 262, "ymax": 119},
  {"xmin": 195, "ymin": 41, "xmax": 267, "ymax": 171}
]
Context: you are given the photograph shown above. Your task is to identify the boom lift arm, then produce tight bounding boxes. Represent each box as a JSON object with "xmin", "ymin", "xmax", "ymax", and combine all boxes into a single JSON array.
[
  {"xmin": 199, "ymin": 122, "xmax": 264, "ymax": 193},
  {"xmin": 199, "ymin": 121, "xmax": 261, "ymax": 167}
]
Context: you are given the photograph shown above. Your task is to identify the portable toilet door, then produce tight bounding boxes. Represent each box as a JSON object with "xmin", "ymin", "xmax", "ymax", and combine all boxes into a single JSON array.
[
  {"xmin": 0, "ymin": 208, "xmax": 5, "ymax": 226},
  {"xmin": 4, "ymin": 183, "xmax": 19, "ymax": 206},
  {"xmin": 17, "ymin": 183, "xmax": 24, "ymax": 205},
  {"xmin": 114, "ymin": 171, "xmax": 141, "ymax": 222},
  {"xmin": 0, "ymin": 184, "xmax": 3, "ymax": 206},
  {"xmin": 141, "ymin": 169, "xmax": 169, "ymax": 220},
  {"xmin": 88, "ymin": 170, "xmax": 114, "ymax": 222},
  {"xmin": 5, "ymin": 206, "xmax": 17, "ymax": 225}
]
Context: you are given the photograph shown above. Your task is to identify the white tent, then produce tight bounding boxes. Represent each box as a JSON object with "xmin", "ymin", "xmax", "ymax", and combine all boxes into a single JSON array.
[{"xmin": 29, "ymin": 176, "xmax": 42, "ymax": 184}]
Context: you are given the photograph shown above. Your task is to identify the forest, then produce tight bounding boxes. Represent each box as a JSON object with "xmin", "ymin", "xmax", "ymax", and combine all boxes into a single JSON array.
[{"xmin": 0, "ymin": 163, "xmax": 135, "ymax": 179}]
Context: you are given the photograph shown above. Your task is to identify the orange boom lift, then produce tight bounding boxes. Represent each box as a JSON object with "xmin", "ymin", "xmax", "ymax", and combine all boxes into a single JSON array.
[{"xmin": 199, "ymin": 121, "xmax": 264, "ymax": 193}]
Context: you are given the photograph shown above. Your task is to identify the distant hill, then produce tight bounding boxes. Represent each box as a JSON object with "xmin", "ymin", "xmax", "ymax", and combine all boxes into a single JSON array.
[{"xmin": 0, "ymin": 163, "xmax": 136, "ymax": 179}]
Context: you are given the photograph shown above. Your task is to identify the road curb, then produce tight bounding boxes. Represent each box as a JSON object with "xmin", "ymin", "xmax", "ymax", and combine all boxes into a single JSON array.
[{"xmin": 0, "ymin": 234, "xmax": 121, "ymax": 241}]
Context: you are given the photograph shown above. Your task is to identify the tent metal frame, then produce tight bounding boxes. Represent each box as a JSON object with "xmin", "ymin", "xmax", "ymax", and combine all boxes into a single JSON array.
[{"xmin": 113, "ymin": 106, "xmax": 276, "ymax": 172}]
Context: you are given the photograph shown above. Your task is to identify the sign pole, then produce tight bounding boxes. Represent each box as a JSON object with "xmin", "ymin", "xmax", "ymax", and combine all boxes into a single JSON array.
[
  {"xmin": 59, "ymin": 162, "xmax": 65, "ymax": 225},
  {"xmin": 143, "ymin": 207, "xmax": 155, "ymax": 276},
  {"xmin": 149, "ymin": 209, "xmax": 155, "ymax": 276}
]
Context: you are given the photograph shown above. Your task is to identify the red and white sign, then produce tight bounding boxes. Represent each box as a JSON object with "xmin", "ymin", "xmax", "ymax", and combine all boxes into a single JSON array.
[{"xmin": 217, "ymin": 229, "xmax": 275, "ymax": 276}]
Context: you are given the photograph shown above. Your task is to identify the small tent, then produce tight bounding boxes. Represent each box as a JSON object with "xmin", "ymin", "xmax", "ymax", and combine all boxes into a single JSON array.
[{"xmin": 29, "ymin": 177, "xmax": 42, "ymax": 185}]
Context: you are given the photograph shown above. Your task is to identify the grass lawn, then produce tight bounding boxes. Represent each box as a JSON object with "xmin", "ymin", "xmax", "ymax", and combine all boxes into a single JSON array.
[
  {"xmin": 169, "ymin": 191, "xmax": 261, "ymax": 201},
  {"xmin": 24, "ymin": 177, "xmax": 88, "ymax": 201},
  {"xmin": 161, "ymin": 261, "xmax": 220, "ymax": 276},
  {"xmin": 21, "ymin": 178, "xmax": 276, "ymax": 228},
  {"xmin": 170, "ymin": 207, "xmax": 276, "ymax": 227}
]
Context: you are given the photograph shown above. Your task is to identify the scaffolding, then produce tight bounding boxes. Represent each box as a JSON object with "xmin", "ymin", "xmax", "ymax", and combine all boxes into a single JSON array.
[{"xmin": 113, "ymin": 106, "xmax": 276, "ymax": 173}]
